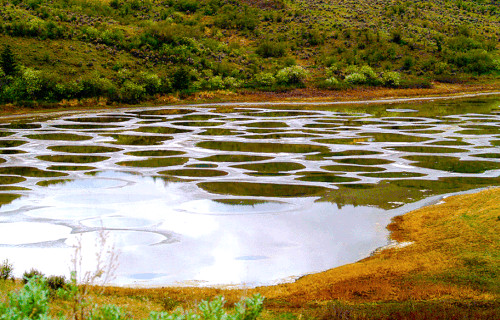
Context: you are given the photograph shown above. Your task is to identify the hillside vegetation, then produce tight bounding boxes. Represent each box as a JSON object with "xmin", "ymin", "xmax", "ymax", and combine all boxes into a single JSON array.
[{"xmin": 0, "ymin": 0, "xmax": 499, "ymax": 106}]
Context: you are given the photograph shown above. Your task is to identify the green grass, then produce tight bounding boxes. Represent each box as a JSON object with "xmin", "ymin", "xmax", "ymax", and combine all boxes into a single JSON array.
[{"xmin": 0, "ymin": 0, "xmax": 498, "ymax": 106}]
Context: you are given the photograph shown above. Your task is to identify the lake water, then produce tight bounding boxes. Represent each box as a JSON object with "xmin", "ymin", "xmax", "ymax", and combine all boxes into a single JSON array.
[{"xmin": 0, "ymin": 96, "xmax": 499, "ymax": 287}]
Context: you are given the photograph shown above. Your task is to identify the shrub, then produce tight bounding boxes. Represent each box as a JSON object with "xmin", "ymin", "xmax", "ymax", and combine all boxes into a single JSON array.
[
  {"xmin": 223, "ymin": 76, "xmax": 241, "ymax": 89},
  {"xmin": 325, "ymin": 76, "xmax": 340, "ymax": 86},
  {"xmin": 173, "ymin": 0, "xmax": 199, "ymax": 12},
  {"xmin": 344, "ymin": 65, "xmax": 359, "ymax": 74},
  {"xmin": 120, "ymin": 80, "xmax": 145, "ymax": 103},
  {"xmin": 344, "ymin": 72, "xmax": 367, "ymax": 84},
  {"xmin": 382, "ymin": 71, "xmax": 402, "ymax": 87},
  {"xmin": 493, "ymin": 59, "xmax": 500, "ymax": 71},
  {"xmin": 148, "ymin": 294, "xmax": 264, "ymax": 320},
  {"xmin": 359, "ymin": 65, "xmax": 378, "ymax": 82},
  {"xmin": 1, "ymin": 45, "xmax": 18, "ymax": 76},
  {"xmin": 55, "ymin": 81, "xmax": 84, "ymax": 100},
  {"xmin": 325, "ymin": 65, "xmax": 339, "ymax": 77},
  {"xmin": 208, "ymin": 75, "xmax": 225, "ymax": 89},
  {"xmin": 254, "ymin": 72, "xmax": 276, "ymax": 87},
  {"xmin": 402, "ymin": 56, "xmax": 415, "ymax": 70},
  {"xmin": 20, "ymin": 67, "xmax": 43, "ymax": 99},
  {"xmin": 300, "ymin": 29, "xmax": 324, "ymax": 46},
  {"xmin": 0, "ymin": 259, "xmax": 14, "ymax": 280},
  {"xmin": 448, "ymin": 49, "xmax": 496, "ymax": 74},
  {"xmin": 1, "ymin": 277, "xmax": 52, "ymax": 320},
  {"xmin": 434, "ymin": 62, "xmax": 450, "ymax": 75},
  {"xmin": 214, "ymin": 4, "xmax": 259, "ymax": 31},
  {"xmin": 447, "ymin": 35, "xmax": 483, "ymax": 52},
  {"xmin": 89, "ymin": 305, "xmax": 129, "ymax": 320},
  {"xmin": 391, "ymin": 29, "xmax": 404, "ymax": 44},
  {"xmin": 172, "ymin": 66, "xmax": 192, "ymax": 90},
  {"xmin": 46, "ymin": 275, "xmax": 67, "ymax": 291},
  {"xmin": 139, "ymin": 72, "xmax": 162, "ymax": 94},
  {"xmin": 23, "ymin": 268, "xmax": 45, "ymax": 284},
  {"xmin": 275, "ymin": 65, "xmax": 308, "ymax": 85},
  {"xmin": 256, "ymin": 40, "xmax": 286, "ymax": 58}
]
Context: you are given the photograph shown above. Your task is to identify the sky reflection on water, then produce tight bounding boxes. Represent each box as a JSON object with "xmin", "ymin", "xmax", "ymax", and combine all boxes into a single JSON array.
[{"xmin": 0, "ymin": 96, "xmax": 499, "ymax": 286}]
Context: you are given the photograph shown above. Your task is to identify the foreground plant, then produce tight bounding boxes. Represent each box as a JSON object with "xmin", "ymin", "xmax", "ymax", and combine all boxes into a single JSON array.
[
  {"xmin": 149, "ymin": 295, "xmax": 264, "ymax": 320},
  {"xmin": 0, "ymin": 276, "xmax": 52, "ymax": 320},
  {"xmin": 0, "ymin": 276, "xmax": 264, "ymax": 320},
  {"xmin": 0, "ymin": 260, "xmax": 13, "ymax": 281}
]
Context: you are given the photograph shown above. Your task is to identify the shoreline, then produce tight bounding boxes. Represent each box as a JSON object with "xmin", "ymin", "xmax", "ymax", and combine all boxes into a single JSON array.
[
  {"xmin": 1, "ymin": 83, "xmax": 499, "ymax": 120},
  {"xmin": 0, "ymin": 89, "xmax": 498, "ymax": 315},
  {"xmin": 101, "ymin": 187, "xmax": 493, "ymax": 290},
  {"xmin": 84, "ymin": 186, "xmax": 499, "ymax": 316}
]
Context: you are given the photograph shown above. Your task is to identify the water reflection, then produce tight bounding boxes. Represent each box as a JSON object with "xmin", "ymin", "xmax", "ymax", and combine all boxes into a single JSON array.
[
  {"xmin": 0, "ymin": 95, "xmax": 499, "ymax": 286},
  {"xmin": 0, "ymin": 172, "xmax": 403, "ymax": 287}
]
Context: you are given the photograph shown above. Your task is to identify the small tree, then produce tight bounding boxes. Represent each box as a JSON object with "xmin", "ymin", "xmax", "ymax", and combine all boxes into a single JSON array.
[
  {"xmin": 1, "ymin": 45, "xmax": 17, "ymax": 76},
  {"xmin": 172, "ymin": 66, "xmax": 192, "ymax": 90}
]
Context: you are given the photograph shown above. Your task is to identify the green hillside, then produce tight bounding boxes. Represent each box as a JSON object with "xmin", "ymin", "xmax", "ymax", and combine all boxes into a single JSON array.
[{"xmin": 0, "ymin": 0, "xmax": 498, "ymax": 105}]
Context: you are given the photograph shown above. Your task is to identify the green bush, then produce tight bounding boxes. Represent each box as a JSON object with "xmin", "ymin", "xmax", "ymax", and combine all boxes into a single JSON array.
[
  {"xmin": 325, "ymin": 65, "xmax": 339, "ymax": 77},
  {"xmin": 448, "ymin": 49, "xmax": 496, "ymax": 74},
  {"xmin": 493, "ymin": 59, "xmax": 500, "ymax": 71},
  {"xmin": 325, "ymin": 76, "xmax": 340, "ymax": 86},
  {"xmin": 174, "ymin": 0, "xmax": 200, "ymax": 13},
  {"xmin": 46, "ymin": 275, "xmax": 67, "ymax": 292},
  {"xmin": 21, "ymin": 67, "xmax": 43, "ymax": 99},
  {"xmin": 214, "ymin": 5, "xmax": 259, "ymax": 31},
  {"xmin": 447, "ymin": 35, "xmax": 483, "ymax": 52},
  {"xmin": 1, "ymin": 45, "xmax": 18, "ymax": 76},
  {"xmin": 80, "ymin": 75, "xmax": 118, "ymax": 99},
  {"xmin": 148, "ymin": 294, "xmax": 264, "ymax": 320},
  {"xmin": 276, "ymin": 65, "xmax": 308, "ymax": 85},
  {"xmin": 120, "ymin": 80, "xmax": 145, "ymax": 103},
  {"xmin": 300, "ymin": 29, "xmax": 324, "ymax": 46},
  {"xmin": 1, "ymin": 66, "xmax": 45, "ymax": 101},
  {"xmin": 433, "ymin": 62, "xmax": 450, "ymax": 75},
  {"xmin": 254, "ymin": 72, "xmax": 276, "ymax": 87},
  {"xmin": 172, "ymin": 66, "xmax": 193, "ymax": 90},
  {"xmin": 22, "ymin": 268, "xmax": 44, "ymax": 284},
  {"xmin": 382, "ymin": 71, "xmax": 402, "ymax": 87},
  {"xmin": 89, "ymin": 305, "xmax": 129, "ymax": 320},
  {"xmin": 0, "ymin": 259, "xmax": 13, "ymax": 281},
  {"xmin": 223, "ymin": 76, "xmax": 241, "ymax": 89},
  {"xmin": 344, "ymin": 72, "xmax": 367, "ymax": 84},
  {"xmin": 0, "ymin": 276, "xmax": 52, "ymax": 320},
  {"xmin": 359, "ymin": 65, "xmax": 378, "ymax": 83},
  {"xmin": 139, "ymin": 72, "xmax": 162, "ymax": 94},
  {"xmin": 55, "ymin": 81, "xmax": 84, "ymax": 100},
  {"xmin": 208, "ymin": 75, "xmax": 225, "ymax": 89},
  {"xmin": 256, "ymin": 40, "xmax": 286, "ymax": 58}
]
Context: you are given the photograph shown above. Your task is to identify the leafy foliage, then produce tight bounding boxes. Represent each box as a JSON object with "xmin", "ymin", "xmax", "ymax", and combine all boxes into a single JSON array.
[
  {"xmin": 0, "ymin": 45, "xmax": 17, "ymax": 76},
  {"xmin": 0, "ymin": 277, "xmax": 52, "ymax": 320},
  {"xmin": 0, "ymin": 276, "xmax": 264, "ymax": 320},
  {"xmin": 22, "ymin": 269, "xmax": 45, "ymax": 284},
  {"xmin": 275, "ymin": 65, "xmax": 308, "ymax": 85},
  {"xmin": 0, "ymin": 260, "xmax": 13, "ymax": 281}
]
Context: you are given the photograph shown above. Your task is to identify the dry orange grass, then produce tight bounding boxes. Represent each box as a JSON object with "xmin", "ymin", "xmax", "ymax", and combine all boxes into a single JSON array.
[
  {"xmin": 257, "ymin": 187, "xmax": 500, "ymax": 306},
  {"xmin": 229, "ymin": 82, "xmax": 500, "ymax": 104}
]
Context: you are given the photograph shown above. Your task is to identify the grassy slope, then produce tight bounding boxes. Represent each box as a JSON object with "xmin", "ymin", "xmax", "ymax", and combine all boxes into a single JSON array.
[
  {"xmin": 0, "ymin": 0, "xmax": 499, "ymax": 106},
  {"xmin": 260, "ymin": 188, "xmax": 500, "ymax": 304},
  {"xmin": 0, "ymin": 187, "xmax": 490, "ymax": 319}
]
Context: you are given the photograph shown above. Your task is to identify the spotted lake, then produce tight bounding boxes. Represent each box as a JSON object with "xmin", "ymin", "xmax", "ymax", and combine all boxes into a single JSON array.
[{"xmin": 0, "ymin": 95, "xmax": 499, "ymax": 287}]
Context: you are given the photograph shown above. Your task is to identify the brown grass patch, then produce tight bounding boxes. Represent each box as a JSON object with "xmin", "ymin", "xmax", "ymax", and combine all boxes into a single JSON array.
[{"xmin": 257, "ymin": 188, "xmax": 500, "ymax": 306}]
